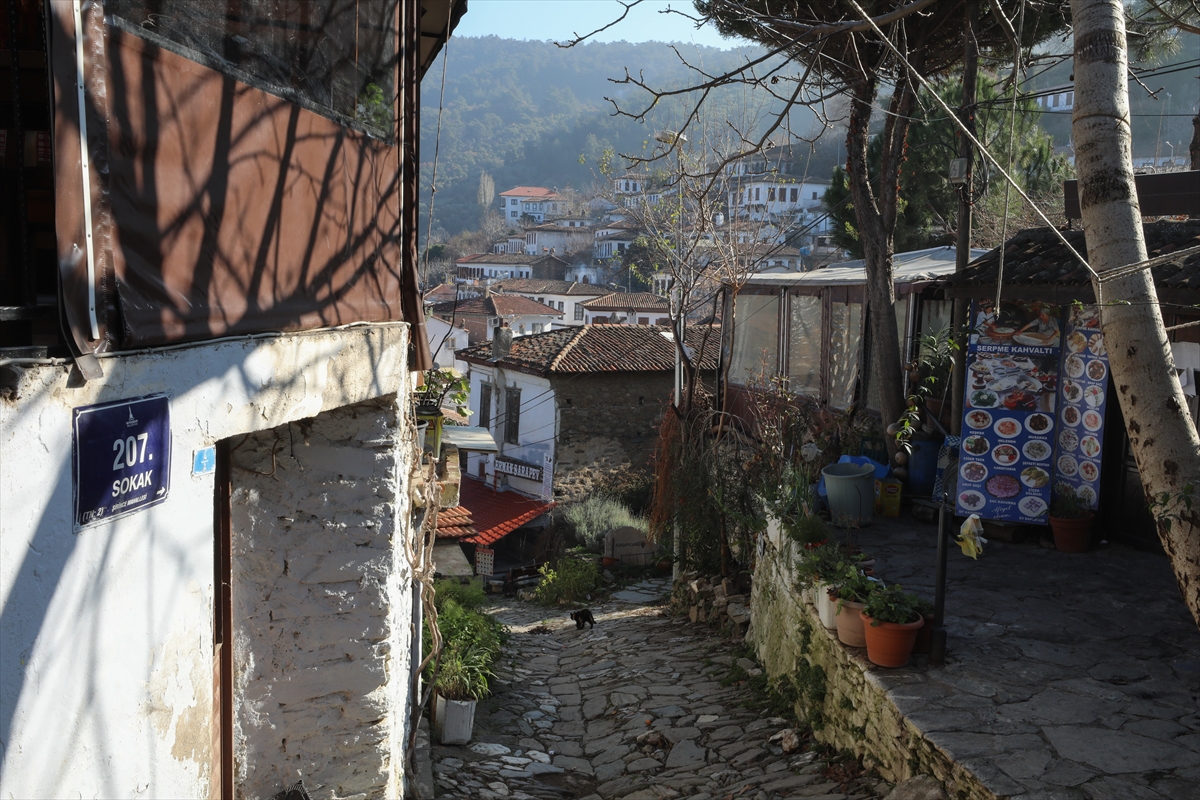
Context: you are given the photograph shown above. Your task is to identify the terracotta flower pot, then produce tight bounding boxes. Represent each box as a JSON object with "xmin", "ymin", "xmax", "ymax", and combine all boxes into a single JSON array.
[
  {"xmin": 860, "ymin": 612, "xmax": 924, "ymax": 668},
  {"xmin": 834, "ymin": 597, "xmax": 867, "ymax": 647},
  {"xmin": 1049, "ymin": 512, "xmax": 1094, "ymax": 553}
]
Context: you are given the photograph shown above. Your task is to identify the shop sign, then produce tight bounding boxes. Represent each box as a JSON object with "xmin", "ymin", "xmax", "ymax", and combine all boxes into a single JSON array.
[
  {"xmin": 495, "ymin": 456, "xmax": 542, "ymax": 482},
  {"xmin": 73, "ymin": 394, "xmax": 172, "ymax": 530},
  {"xmin": 1054, "ymin": 305, "xmax": 1108, "ymax": 509},
  {"xmin": 956, "ymin": 301, "xmax": 1061, "ymax": 523}
]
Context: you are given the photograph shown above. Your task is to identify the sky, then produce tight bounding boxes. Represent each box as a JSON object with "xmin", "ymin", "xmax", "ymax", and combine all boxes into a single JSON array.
[{"xmin": 453, "ymin": 0, "xmax": 737, "ymax": 49}]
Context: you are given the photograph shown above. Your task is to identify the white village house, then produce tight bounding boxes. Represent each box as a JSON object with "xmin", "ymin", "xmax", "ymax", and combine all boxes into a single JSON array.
[
  {"xmin": 488, "ymin": 278, "xmax": 609, "ymax": 327},
  {"xmin": 0, "ymin": 1, "xmax": 464, "ymax": 797}
]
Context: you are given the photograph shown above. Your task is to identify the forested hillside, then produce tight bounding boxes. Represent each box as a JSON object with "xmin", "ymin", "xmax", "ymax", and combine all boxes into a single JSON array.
[{"xmin": 418, "ymin": 36, "xmax": 818, "ymax": 238}]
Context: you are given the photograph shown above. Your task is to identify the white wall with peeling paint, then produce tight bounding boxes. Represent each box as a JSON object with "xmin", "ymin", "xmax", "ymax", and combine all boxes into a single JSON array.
[{"xmin": 0, "ymin": 326, "xmax": 413, "ymax": 799}]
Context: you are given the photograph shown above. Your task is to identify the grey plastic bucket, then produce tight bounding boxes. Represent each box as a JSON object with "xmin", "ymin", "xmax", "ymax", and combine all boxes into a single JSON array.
[{"xmin": 821, "ymin": 462, "xmax": 876, "ymax": 527}]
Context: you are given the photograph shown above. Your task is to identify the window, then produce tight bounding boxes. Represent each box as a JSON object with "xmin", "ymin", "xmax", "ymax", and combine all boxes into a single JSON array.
[
  {"xmin": 109, "ymin": 0, "xmax": 397, "ymax": 140},
  {"xmin": 533, "ymin": 323, "xmax": 544, "ymax": 333},
  {"xmin": 790, "ymin": 188, "xmax": 798, "ymax": 202},
  {"xmin": 755, "ymin": 187, "xmax": 761, "ymax": 201},
  {"xmin": 788, "ymin": 295, "xmax": 821, "ymax": 395},
  {"xmin": 558, "ymin": 301, "xmax": 564, "ymax": 311},
  {"xmin": 504, "ymin": 388, "xmax": 521, "ymax": 444},
  {"xmin": 478, "ymin": 383, "xmax": 493, "ymax": 430},
  {"xmin": 828, "ymin": 302, "xmax": 864, "ymax": 409},
  {"xmin": 518, "ymin": 323, "xmax": 526, "ymax": 334},
  {"xmin": 729, "ymin": 293, "xmax": 780, "ymax": 385},
  {"xmin": 768, "ymin": 188, "xmax": 776, "ymax": 201},
  {"xmin": 813, "ymin": 191, "xmax": 819, "ymax": 200},
  {"xmin": 510, "ymin": 199, "xmax": 518, "ymax": 206},
  {"xmin": 574, "ymin": 304, "xmax": 584, "ymax": 321}
]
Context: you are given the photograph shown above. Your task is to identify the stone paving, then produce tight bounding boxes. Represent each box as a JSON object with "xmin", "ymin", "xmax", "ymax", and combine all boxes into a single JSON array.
[
  {"xmin": 431, "ymin": 578, "xmax": 890, "ymax": 800},
  {"xmin": 850, "ymin": 516, "xmax": 1200, "ymax": 800}
]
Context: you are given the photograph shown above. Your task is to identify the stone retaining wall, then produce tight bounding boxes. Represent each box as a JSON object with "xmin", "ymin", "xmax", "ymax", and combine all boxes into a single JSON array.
[{"xmin": 747, "ymin": 531, "xmax": 999, "ymax": 800}]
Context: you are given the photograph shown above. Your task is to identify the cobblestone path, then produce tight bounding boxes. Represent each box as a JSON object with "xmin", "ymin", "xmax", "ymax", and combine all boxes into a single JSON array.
[{"xmin": 431, "ymin": 583, "xmax": 888, "ymax": 800}]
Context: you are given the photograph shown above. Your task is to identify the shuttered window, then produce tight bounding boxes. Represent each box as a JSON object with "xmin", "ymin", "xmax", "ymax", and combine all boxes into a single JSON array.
[{"xmin": 504, "ymin": 388, "xmax": 521, "ymax": 445}]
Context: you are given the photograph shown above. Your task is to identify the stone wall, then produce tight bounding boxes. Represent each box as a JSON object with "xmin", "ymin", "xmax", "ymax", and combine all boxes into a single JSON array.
[
  {"xmin": 747, "ymin": 533, "xmax": 998, "ymax": 800},
  {"xmin": 230, "ymin": 396, "xmax": 414, "ymax": 799},
  {"xmin": 551, "ymin": 372, "xmax": 671, "ymax": 500}
]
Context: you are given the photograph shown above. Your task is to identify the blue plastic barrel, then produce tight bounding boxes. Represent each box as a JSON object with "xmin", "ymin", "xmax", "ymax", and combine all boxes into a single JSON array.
[{"xmin": 907, "ymin": 438, "xmax": 940, "ymax": 498}]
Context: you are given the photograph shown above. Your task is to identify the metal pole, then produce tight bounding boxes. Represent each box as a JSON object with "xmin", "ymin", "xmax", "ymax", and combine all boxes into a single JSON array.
[{"xmin": 929, "ymin": 488, "xmax": 950, "ymax": 666}]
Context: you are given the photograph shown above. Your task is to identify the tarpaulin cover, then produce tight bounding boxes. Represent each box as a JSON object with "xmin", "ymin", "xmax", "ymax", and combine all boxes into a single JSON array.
[
  {"xmin": 787, "ymin": 294, "xmax": 820, "ymax": 395},
  {"xmin": 728, "ymin": 292, "xmax": 779, "ymax": 386},
  {"xmin": 47, "ymin": 0, "xmax": 431, "ymax": 364}
]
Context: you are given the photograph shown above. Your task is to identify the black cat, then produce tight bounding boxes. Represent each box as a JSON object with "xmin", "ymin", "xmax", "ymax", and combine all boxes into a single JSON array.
[{"xmin": 570, "ymin": 609, "xmax": 596, "ymax": 629}]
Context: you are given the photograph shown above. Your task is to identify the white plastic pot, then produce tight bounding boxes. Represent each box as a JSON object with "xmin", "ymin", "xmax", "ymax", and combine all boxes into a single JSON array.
[
  {"xmin": 816, "ymin": 582, "xmax": 839, "ymax": 630},
  {"xmin": 436, "ymin": 695, "xmax": 477, "ymax": 745}
]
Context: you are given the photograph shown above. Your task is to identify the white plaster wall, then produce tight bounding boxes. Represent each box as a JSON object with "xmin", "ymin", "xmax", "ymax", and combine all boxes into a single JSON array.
[
  {"xmin": 230, "ymin": 397, "xmax": 413, "ymax": 799},
  {"xmin": 425, "ymin": 316, "xmax": 469, "ymax": 374},
  {"xmin": 0, "ymin": 326, "xmax": 410, "ymax": 799},
  {"xmin": 466, "ymin": 366, "xmax": 554, "ymax": 488}
]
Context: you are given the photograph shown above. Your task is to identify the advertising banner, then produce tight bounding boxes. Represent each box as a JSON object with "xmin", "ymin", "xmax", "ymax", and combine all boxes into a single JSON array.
[
  {"xmin": 1053, "ymin": 305, "xmax": 1109, "ymax": 509},
  {"xmin": 956, "ymin": 301, "xmax": 1062, "ymax": 523}
]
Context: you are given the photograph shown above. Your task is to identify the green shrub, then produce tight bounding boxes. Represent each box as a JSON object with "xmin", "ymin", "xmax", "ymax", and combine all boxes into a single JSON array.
[
  {"xmin": 533, "ymin": 556, "xmax": 600, "ymax": 606},
  {"xmin": 435, "ymin": 642, "xmax": 494, "ymax": 701},
  {"xmin": 562, "ymin": 496, "xmax": 647, "ymax": 552},
  {"xmin": 433, "ymin": 577, "xmax": 487, "ymax": 611}
]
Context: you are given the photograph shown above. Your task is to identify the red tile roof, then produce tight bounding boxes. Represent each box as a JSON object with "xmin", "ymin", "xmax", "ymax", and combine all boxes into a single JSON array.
[
  {"xmin": 581, "ymin": 292, "xmax": 670, "ymax": 311},
  {"xmin": 456, "ymin": 324, "xmax": 721, "ymax": 376},
  {"xmin": 429, "ymin": 294, "xmax": 564, "ymax": 318},
  {"xmin": 424, "ymin": 284, "xmax": 458, "ymax": 304},
  {"xmin": 459, "ymin": 478, "xmax": 554, "ymax": 546},
  {"xmin": 499, "ymin": 186, "xmax": 560, "ymax": 198},
  {"xmin": 490, "ymin": 278, "xmax": 608, "ymax": 296},
  {"xmin": 437, "ymin": 505, "xmax": 477, "ymax": 539}
]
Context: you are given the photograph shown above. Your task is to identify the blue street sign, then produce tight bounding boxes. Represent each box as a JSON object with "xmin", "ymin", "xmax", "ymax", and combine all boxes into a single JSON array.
[
  {"xmin": 73, "ymin": 394, "xmax": 172, "ymax": 530},
  {"xmin": 193, "ymin": 447, "xmax": 217, "ymax": 476}
]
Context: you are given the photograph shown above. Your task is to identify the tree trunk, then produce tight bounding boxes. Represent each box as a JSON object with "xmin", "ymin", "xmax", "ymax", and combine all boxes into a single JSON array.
[
  {"xmin": 1071, "ymin": 0, "xmax": 1200, "ymax": 628},
  {"xmin": 844, "ymin": 75, "xmax": 915, "ymax": 459}
]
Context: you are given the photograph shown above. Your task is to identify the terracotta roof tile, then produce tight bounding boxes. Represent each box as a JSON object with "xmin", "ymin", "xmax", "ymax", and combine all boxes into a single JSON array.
[
  {"xmin": 580, "ymin": 292, "xmax": 670, "ymax": 311},
  {"xmin": 490, "ymin": 279, "xmax": 608, "ymax": 296},
  {"xmin": 430, "ymin": 294, "xmax": 564, "ymax": 318},
  {"xmin": 456, "ymin": 324, "xmax": 721, "ymax": 375},
  {"xmin": 436, "ymin": 505, "xmax": 477, "ymax": 540},
  {"xmin": 459, "ymin": 478, "xmax": 554, "ymax": 546},
  {"xmin": 455, "ymin": 253, "xmax": 565, "ymax": 266},
  {"xmin": 499, "ymin": 186, "xmax": 559, "ymax": 198}
]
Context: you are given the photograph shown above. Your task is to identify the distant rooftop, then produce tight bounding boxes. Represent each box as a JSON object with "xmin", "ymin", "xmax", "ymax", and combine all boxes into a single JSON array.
[
  {"xmin": 457, "ymin": 324, "xmax": 720, "ymax": 376},
  {"xmin": 490, "ymin": 278, "xmax": 608, "ymax": 296},
  {"xmin": 580, "ymin": 292, "xmax": 670, "ymax": 312}
]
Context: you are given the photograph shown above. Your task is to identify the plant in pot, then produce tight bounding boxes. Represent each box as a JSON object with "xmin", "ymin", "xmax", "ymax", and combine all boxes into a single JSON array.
[
  {"xmin": 1048, "ymin": 492, "xmax": 1095, "ymax": 553},
  {"xmin": 860, "ymin": 584, "xmax": 924, "ymax": 667},
  {"xmin": 795, "ymin": 544, "xmax": 855, "ymax": 630},
  {"xmin": 829, "ymin": 565, "xmax": 874, "ymax": 648},
  {"xmin": 414, "ymin": 367, "xmax": 471, "ymax": 459},
  {"xmin": 433, "ymin": 642, "xmax": 493, "ymax": 744},
  {"xmin": 887, "ymin": 325, "xmax": 957, "ymax": 480}
]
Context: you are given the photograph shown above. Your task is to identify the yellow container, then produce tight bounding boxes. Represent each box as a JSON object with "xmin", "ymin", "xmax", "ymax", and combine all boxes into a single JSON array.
[{"xmin": 879, "ymin": 479, "xmax": 903, "ymax": 517}]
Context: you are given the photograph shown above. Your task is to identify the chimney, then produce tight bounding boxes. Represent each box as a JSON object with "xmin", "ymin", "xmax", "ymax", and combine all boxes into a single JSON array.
[{"xmin": 492, "ymin": 321, "xmax": 513, "ymax": 360}]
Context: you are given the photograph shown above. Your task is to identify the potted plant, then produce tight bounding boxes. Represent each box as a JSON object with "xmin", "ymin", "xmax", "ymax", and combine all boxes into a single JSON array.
[
  {"xmin": 829, "ymin": 566, "xmax": 874, "ymax": 647},
  {"xmin": 433, "ymin": 643, "xmax": 493, "ymax": 744},
  {"xmin": 1048, "ymin": 493, "xmax": 1095, "ymax": 553},
  {"xmin": 860, "ymin": 584, "xmax": 924, "ymax": 667},
  {"xmin": 414, "ymin": 367, "xmax": 471, "ymax": 459},
  {"xmin": 796, "ymin": 544, "xmax": 855, "ymax": 630}
]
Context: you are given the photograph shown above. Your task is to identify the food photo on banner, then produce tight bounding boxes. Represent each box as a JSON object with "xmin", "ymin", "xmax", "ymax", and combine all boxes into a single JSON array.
[
  {"xmin": 957, "ymin": 300, "xmax": 1062, "ymax": 523},
  {"xmin": 1053, "ymin": 304, "xmax": 1109, "ymax": 510}
]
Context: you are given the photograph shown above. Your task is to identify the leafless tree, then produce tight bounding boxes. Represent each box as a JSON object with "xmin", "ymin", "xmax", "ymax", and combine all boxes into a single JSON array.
[{"xmin": 563, "ymin": 0, "xmax": 1068, "ymax": 453}]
